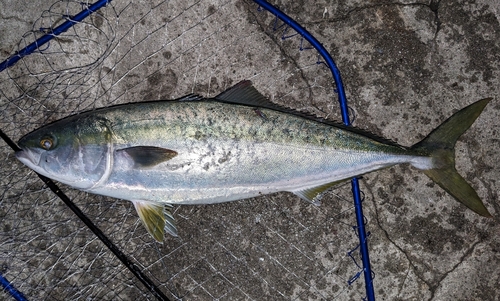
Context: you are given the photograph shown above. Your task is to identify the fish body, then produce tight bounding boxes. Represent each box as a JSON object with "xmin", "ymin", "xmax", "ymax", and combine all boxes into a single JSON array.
[
  {"xmin": 15, "ymin": 81, "xmax": 492, "ymax": 241},
  {"xmin": 70, "ymin": 100, "xmax": 427, "ymax": 204}
]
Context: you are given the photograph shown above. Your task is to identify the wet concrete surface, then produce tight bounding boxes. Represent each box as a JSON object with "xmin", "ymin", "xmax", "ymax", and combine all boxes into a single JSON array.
[{"xmin": 1, "ymin": 0, "xmax": 499, "ymax": 300}]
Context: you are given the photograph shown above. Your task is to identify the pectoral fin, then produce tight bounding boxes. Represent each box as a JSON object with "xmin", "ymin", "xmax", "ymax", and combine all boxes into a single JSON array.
[
  {"xmin": 118, "ymin": 146, "xmax": 177, "ymax": 168},
  {"xmin": 132, "ymin": 200, "xmax": 178, "ymax": 242},
  {"xmin": 292, "ymin": 180, "xmax": 346, "ymax": 206}
]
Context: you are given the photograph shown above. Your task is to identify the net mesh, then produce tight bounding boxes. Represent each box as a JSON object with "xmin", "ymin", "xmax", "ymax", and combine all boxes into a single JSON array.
[{"xmin": 1, "ymin": 0, "xmax": 367, "ymax": 299}]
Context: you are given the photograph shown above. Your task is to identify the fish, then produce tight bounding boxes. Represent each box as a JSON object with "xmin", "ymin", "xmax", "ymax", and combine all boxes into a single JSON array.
[{"xmin": 15, "ymin": 80, "xmax": 492, "ymax": 242}]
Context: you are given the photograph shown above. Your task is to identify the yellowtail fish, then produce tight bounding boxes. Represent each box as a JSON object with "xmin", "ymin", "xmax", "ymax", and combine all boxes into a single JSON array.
[{"xmin": 15, "ymin": 81, "xmax": 492, "ymax": 242}]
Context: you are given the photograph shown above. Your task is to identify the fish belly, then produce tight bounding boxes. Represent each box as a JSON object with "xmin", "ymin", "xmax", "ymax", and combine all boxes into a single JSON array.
[{"xmin": 89, "ymin": 138, "xmax": 424, "ymax": 205}]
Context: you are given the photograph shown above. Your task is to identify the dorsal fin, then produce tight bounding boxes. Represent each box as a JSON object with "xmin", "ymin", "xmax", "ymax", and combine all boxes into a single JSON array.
[
  {"xmin": 214, "ymin": 80, "xmax": 334, "ymax": 120},
  {"xmin": 214, "ymin": 80, "xmax": 403, "ymax": 148},
  {"xmin": 177, "ymin": 94, "xmax": 204, "ymax": 102},
  {"xmin": 215, "ymin": 80, "xmax": 281, "ymax": 109}
]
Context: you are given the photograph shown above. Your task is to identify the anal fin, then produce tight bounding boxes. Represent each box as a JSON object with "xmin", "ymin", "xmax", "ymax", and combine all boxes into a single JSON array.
[
  {"xmin": 292, "ymin": 180, "xmax": 346, "ymax": 206},
  {"xmin": 132, "ymin": 200, "xmax": 178, "ymax": 242}
]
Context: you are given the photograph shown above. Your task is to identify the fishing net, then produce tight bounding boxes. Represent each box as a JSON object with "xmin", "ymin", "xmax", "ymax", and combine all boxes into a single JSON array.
[{"xmin": 0, "ymin": 1, "xmax": 367, "ymax": 299}]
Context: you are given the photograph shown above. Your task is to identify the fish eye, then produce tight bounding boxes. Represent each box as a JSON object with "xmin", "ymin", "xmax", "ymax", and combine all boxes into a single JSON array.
[{"xmin": 40, "ymin": 137, "xmax": 54, "ymax": 150}]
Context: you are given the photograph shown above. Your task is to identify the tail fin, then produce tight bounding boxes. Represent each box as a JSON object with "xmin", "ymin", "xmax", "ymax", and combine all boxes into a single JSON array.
[{"xmin": 412, "ymin": 98, "xmax": 492, "ymax": 217}]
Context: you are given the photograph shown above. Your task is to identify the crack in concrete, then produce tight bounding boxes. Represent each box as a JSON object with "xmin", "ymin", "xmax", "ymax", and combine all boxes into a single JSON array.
[
  {"xmin": 428, "ymin": 239, "xmax": 482, "ymax": 301},
  {"xmin": 367, "ymin": 174, "xmax": 488, "ymax": 300},
  {"xmin": 293, "ymin": 2, "xmax": 439, "ymax": 28},
  {"xmin": 428, "ymin": 0, "xmax": 442, "ymax": 39},
  {"xmin": 478, "ymin": 177, "xmax": 500, "ymax": 222},
  {"xmin": 367, "ymin": 176, "xmax": 432, "ymax": 298}
]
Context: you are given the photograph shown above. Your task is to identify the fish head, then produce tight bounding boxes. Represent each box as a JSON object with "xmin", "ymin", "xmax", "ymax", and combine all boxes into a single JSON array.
[{"xmin": 16, "ymin": 115, "xmax": 112, "ymax": 190}]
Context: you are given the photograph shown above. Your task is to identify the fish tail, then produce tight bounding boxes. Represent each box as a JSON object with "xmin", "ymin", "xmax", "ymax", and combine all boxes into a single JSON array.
[{"xmin": 411, "ymin": 98, "xmax": 492, "ymax": 217}]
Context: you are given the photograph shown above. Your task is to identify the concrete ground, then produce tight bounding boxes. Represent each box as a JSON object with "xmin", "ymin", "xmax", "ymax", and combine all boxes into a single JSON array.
[{"xmin": 1, "ymin": 0, "xmax": 499, "ymax": 300}]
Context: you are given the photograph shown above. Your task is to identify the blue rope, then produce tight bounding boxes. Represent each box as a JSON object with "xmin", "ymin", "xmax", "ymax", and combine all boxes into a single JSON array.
[
  {"xmin": 0, "ymin": 272, "xmax": 28, "ymax": 301},
  {"xmin": 253, "ymin": 1, "xmax": 375, "ymax": 300},
  {"xmin": 0, "ymin": 0, "xmax": 111, "ymax": 73}
]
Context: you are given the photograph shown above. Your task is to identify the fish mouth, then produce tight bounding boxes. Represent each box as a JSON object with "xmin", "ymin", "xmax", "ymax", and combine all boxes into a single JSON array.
[
  {"xmin": 15, "ymin": 149, "xmax": 41, "ymax": 168},
  {"xmin": 15, "ymin": 149, "xmax": 64, "ymax": 183}
]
